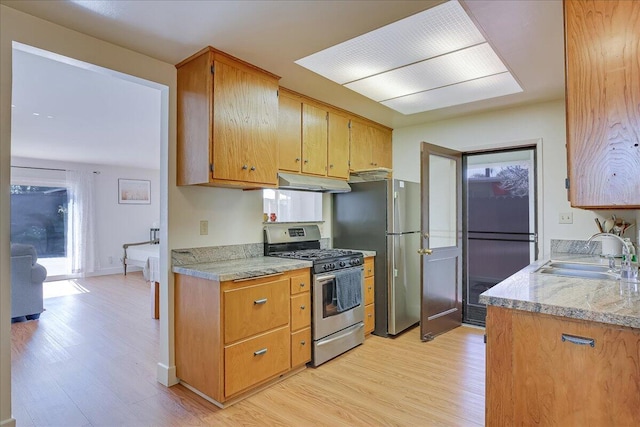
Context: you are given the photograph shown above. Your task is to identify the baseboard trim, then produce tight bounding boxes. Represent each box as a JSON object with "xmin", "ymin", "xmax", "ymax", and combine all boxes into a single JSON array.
[
  {"xmin": 156, "ymin": 362, "xmax": 178, "ymax": 387},
  {"xmin": 0, "ymin": 417, "xmax": 16, "ymax": 427}
]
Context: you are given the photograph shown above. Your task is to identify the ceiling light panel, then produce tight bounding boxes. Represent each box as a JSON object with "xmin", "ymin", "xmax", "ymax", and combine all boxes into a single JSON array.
[
  {"xmin": 382, "ymin": 72, "xmax": 522, "ymax": 115},
  {"xmin": 295, "ymin": 0, "xmax": 485, "ymax": 84},
  {"xmin": 345, "ymin": 43, "xmax": 508, "ymax": 102}
]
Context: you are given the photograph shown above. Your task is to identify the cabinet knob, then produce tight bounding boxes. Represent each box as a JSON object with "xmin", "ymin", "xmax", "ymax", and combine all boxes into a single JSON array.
[
  {"xmin": 295, "ymin": 158, "xmax": 300, "ymax": 162},
  {"xmin": 368, "ymin": 286, "xmax": 372, "ymax": 290},
  {"xmin": 300, "ymin": 283, "xmax": 305, "ymax": 288},
  {"xmin": 304, "ymin": 159, "xmax": 309, "ymax": 164},
  {"xmin": 242, "ymin": 164, "xmax": 248, "ymax": 170},
  {"xmin": 300, "ymin": 340, "xmax": 306, "ymax": 345},
  {"xmin": 368, "ymin": 314, "xmax": 373, "ymax": 318},
  {"xmin": 300, "ymin": 305, "xmax": 306, "ymax": 310},
  {"xmin": 250, "ymin": 166, "xmax": 256, "ymax": 171},
  {"xmin": 329, "ymin": 164, "xmax": 334, "ymax": 168}
]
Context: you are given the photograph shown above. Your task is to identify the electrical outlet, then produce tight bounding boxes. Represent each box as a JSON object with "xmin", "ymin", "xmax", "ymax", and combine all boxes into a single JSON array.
[
  {"xmin": 200, "ymin": 220, "xmax": 209, "ymax": 235},
  {"xmin": 559, "ymin": 212, "xmax": 573, "ymax": 224}
]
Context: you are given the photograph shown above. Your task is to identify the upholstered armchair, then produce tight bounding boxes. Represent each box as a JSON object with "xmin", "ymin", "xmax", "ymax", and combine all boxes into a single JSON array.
[{"xmin": 10, "ymin": 243, "xmax": 47, "ymax": 321}]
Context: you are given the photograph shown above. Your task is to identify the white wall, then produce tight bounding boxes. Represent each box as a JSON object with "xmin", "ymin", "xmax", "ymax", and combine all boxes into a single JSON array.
[
  {"xmin": 393, "ymin": 99, "xmax": 639, "ymax": 258},
  {"xmin": 10, "ymin": 157, "xmax": 160, "ymax": 275},
  {"xmin": 0, "ymin": 6, "xmax": 174, "ymax": 426}
]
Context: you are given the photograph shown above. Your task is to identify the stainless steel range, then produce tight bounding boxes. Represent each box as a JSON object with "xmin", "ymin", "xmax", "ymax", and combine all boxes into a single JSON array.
[{"xmin": 264, "ymin": 224, "xmax": 365, "ymax": 366}]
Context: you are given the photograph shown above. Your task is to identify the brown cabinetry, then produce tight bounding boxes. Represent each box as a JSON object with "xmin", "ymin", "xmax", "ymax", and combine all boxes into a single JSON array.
[
  {"xmin": 278, "ymin": 90, "xmax": 302, "ymax": 173},
  {"xmin": 327, "ymin": 112, "xmax": 350, "ymax": 179},
  {"xmin": 485, "ymin": 306, "xmax": 640, "ymax": 425},
  {"xmin": 289, "ymin": 271, "xmax": 311, "ymax": 367},
  {"xmin": 302, "ymin": 103, "xmax": 328, "ymax": 176},
  {"xmin": 564, "ymin": 0, "xmax": 640, "ymax": 208},
  {"xmin": 363, "ymin": 256, "xmax": 375, "ymax": 335},
  {"xmin": 174, "ymin": 267, "xmax": 311, "ymax": 406},
  {"xmin": 176, "ymin": 47, "xmax": 280, "ymax": 188},
  {"xmin": 350, "ymin": 119, "xmax": 392, "ymax": 172}
]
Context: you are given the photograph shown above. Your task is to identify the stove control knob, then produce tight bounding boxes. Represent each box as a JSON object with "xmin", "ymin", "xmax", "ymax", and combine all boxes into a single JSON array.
[
  {"xmin": 339, "ymin": 261, "xmax": 346, "ymax": 267},
  {"xmin": 330, "ymin": 263, "xmax": 336, "ymax": 269},
  {"xmin": 323, "ymin": 264, "xmax": 328, "ymax": 270}
]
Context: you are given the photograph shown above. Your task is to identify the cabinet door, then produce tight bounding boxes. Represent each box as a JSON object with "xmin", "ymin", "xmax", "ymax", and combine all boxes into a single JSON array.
[
  {"xmin": 364, "ymin": 276, "xmax": 375, "ymax": 306},
  {"xmin": 364, "ymin": 304, "xmax": 375, "ymax": 335},
  {"xmin": 364, "ymin": 257, "xmax": 375, "ymax": 278},
  {"xmin": 302, "ymin": 103, "xmax": 328, "ymax": 176},
  {"xmin": 327, "ymin": 112, "xmax": 350, "ymax": 179},
  {"xmin": 278, "ymin": 92, "xmax": 302, "ymax": 172},
  {"xmin": 223, "ymin": 278, "xmax": 289, "ymax": 343},
  {"xmin": 511, "ymin": 311, "xmax": 640, "ymax": 425},
  {"xmin": 349, "ymin": 120, "xmax": 374, "ymax": 171},
  {"xmin": 290, "ymin": 292, "xmax": 311, "ymax": 331},
  {"xmin": 213, "ymin": 60, "xmax": 278, "ymax": 185},
  {"xmin": 565, "ymin": 0, "xmax": 640, "ymax": 208},
  {"xmin": 291, "ymin": 327, "xmax": 311, "ymax": 367},
  {"xmin": 372, "ymin": 127, "xmax": 392, "ymax": 170}
]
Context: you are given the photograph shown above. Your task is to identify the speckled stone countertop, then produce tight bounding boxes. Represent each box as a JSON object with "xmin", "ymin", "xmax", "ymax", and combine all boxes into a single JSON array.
[
  {"xmin": 173, "ymin": 257, "xmax": 313, "ymax": 282},
  {"xmin": 347, "ymin": 249, "xmax": 376, "ymax": 258},
  {"xmin": 479, "ymin": 254, "xmax": 640, "ymax": 329}
]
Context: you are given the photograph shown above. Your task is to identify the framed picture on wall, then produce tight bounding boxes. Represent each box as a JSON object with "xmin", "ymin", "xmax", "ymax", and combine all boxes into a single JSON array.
[{"xmin": 118, "ymin": 179, "xmax": 151, "ymax": 204}]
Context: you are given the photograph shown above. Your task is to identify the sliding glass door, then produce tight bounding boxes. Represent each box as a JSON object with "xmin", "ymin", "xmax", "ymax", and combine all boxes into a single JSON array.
[{"xmin": 463, "ymin": 147, "xmax": 537, "ymax": 326}]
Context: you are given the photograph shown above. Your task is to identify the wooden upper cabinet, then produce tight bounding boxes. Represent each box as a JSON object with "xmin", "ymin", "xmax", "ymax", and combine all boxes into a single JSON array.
[
  {"xmin": 564, "ymin": 0, "xmax": 640, "ymax": 208},
  {"xmin": 302, "ymin": 103, "xmax": 328, "ymax": 176},
  {"xmin": 278, "ymin": 91, "xmax": 302, "ymax": 173},
  {"xmin": 327, "ymin": 112, "xmax": 350, "ymax": 179},
  {"xmin": 176, "ymin": 47, "xmax": 280, "ymax": 188},
  {"xmin": 350, "ymin": 119, "xmax": 392, "ymax": 171}
]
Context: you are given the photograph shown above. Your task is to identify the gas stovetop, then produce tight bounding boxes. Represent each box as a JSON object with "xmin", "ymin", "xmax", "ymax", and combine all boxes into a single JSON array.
[{"xmin": 264, "ymin": 225, "xmax": 363, "ymax": 274}]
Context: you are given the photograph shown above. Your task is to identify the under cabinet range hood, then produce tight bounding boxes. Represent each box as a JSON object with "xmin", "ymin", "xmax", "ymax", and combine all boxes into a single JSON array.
[{"xmin": 277, "ymin": 173, "xmax": 351, "ymax": 193}]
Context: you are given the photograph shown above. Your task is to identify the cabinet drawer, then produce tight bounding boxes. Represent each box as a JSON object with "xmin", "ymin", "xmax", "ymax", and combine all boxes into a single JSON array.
[
  {"xmin": 224, "ymin": 278, "xmax": 289, "ymax": 343},
  {"xmin": 290, "ymin": 272, "xmax": 311, "ymax": 295},
  {"xmin": 364, "ymin": 303, "xmax": 375, "ymax": 335},
  {"xmin": 291, "ymin": 327, "xmax": 311, "ymax": 367},
  {"xmin": 364, "ymin": 257, "xmax": 375, "ymax": 277},
  {"xmin": 224, "ymin": 326, "xmax": 290, "ymax": 397},
  {"xmin": 290, "ymin": 292, "xmax": 311, "ymax": 331},
  {"xmin": 364, "ymin": 276, "xmax": 375, "ymax": 306}
]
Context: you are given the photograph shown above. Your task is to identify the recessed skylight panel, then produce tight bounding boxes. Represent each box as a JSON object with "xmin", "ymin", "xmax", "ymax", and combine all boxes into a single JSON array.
[
  {"xmin": 295, "ymin": 0, "xmax": 485, "ymax": 85},
  {"xmin": 381, "ymin": 72, "xmax": 523, "ymax": 115},
  {"xmin": 345, "ymin": 43, "xmax": 508, "ymax": 102}
]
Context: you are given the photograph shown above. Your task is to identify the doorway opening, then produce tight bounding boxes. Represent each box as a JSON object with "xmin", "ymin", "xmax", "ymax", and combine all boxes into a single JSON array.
[{"xmin": 462, "ymin": 147, "xmax": 538, "ymax": 326}]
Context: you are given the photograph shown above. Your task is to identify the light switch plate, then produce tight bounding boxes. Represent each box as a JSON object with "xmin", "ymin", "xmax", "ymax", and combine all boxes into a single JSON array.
[
  {"xmin": 559, "ymin": 212, "xmax": 573, "ymax": 224},
  {"xmin": 200, "ymin": 220, "xmax": 209, "ymax": 235}
]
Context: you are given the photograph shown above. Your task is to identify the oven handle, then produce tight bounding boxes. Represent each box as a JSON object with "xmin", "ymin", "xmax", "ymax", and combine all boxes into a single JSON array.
[{"xmin": 315, "ymin": 274, "xmax": 336, "ymax": 283}]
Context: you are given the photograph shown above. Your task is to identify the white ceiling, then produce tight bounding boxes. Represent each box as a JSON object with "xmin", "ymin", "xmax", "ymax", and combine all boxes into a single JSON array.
[{"xmin": 3, "ymin": 0, "xmax": 565, "ymax": 169}]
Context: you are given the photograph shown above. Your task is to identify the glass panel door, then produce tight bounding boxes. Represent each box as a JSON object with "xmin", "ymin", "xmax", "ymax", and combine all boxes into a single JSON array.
[{"xmin": 463, "ymin": 147, "xmax": 537, "ymax": 326}]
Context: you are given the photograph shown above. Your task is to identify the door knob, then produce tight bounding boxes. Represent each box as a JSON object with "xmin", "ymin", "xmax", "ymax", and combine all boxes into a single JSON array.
[
  {"xmin": 417, "ymin": 249, "xmax": 433, "ymax": 255},
  {"xmin": 423, "ymin": 232, "xmax": 430, "ymax": 239}
]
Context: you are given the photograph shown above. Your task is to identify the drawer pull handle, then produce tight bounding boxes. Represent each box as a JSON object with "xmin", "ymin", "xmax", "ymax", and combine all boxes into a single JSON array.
[
  {"xmin": 300, "ymin": 305, "xmax": 306, "ymax": 310},
  {"xmin": 368, "ymin": 314, "xmax": 373, "ymax": 317},
  {"xmin": 254, "ymin": 298, "xmax": 268, "ymax": 305},
  {"xmin": 561, "ymin": 333, "xmax": 595, "ymax": 347},
  {"xmin": 254, "ymin": 348, "xmax": 268, "ymax": 356},
  {"xmin": 300, "ymin": 283, "xmax": 305, "ymax": 288}
]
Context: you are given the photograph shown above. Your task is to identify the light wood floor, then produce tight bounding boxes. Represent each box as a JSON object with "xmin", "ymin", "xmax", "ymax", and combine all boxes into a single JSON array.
[{"xmin": 12, "ymin": 273, "xmax": 486, "ymax": 426}]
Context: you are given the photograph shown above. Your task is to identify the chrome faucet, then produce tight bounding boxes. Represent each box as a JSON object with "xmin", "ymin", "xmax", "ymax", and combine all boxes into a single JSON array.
[{"xmin": 586, "ymin": 232, "xmax": 636, "ymax": 280}]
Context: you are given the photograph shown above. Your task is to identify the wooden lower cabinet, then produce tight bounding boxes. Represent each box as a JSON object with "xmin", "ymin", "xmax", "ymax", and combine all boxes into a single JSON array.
[
  {"xmin": 224, "ymin": 326, "xmax": 290, "ymax": 396},
  {"xmin": 175, "ymin": 267, "xmax": 311, "ymax": 406},
  {"xmin": 363, "ymin": 257, "xmax": 375, "ymax": 335},
  {"xmin": 291, "ymin": 327, "xmax": 311, "ymax": 368},
  {"xmin": 486, "ymin": 306, "xmax": 640, "ymax": 425}
]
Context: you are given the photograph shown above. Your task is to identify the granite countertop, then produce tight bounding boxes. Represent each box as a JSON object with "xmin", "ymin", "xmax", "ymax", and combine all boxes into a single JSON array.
[
  {"xmin": 479, "ymin": 254, "xmax": 640, "ymax": 329},
  {"xmin": 173, "ymin": 257, "xmax": 313, "ymax": 282}
]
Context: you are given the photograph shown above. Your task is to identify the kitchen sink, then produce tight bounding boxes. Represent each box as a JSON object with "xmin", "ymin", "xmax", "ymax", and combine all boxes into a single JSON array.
[{"xmin": 535, "ymin": 261, "xmax": 619, "ymax": 281}]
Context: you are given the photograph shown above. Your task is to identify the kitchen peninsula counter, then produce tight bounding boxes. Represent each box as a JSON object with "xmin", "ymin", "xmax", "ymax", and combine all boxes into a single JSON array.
[
  {"xmin": 172, "ymin": 256, "xmax": 312, "ymax": 282},
  {"xmin": 479, "ymin": 254, "xmax": 640, "ymax": 329}
]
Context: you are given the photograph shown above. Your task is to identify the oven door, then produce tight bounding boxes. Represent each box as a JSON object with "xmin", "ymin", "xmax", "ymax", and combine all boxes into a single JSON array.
[{"xmin": 313, "ymin": 266, "xmax": 365, "ymax": 340}]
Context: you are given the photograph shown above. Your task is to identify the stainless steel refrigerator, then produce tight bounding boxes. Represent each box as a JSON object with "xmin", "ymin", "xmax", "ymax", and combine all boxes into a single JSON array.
[{"xmin": 333, "ymin": 179, "xmax": 421, "ymax": 337}]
